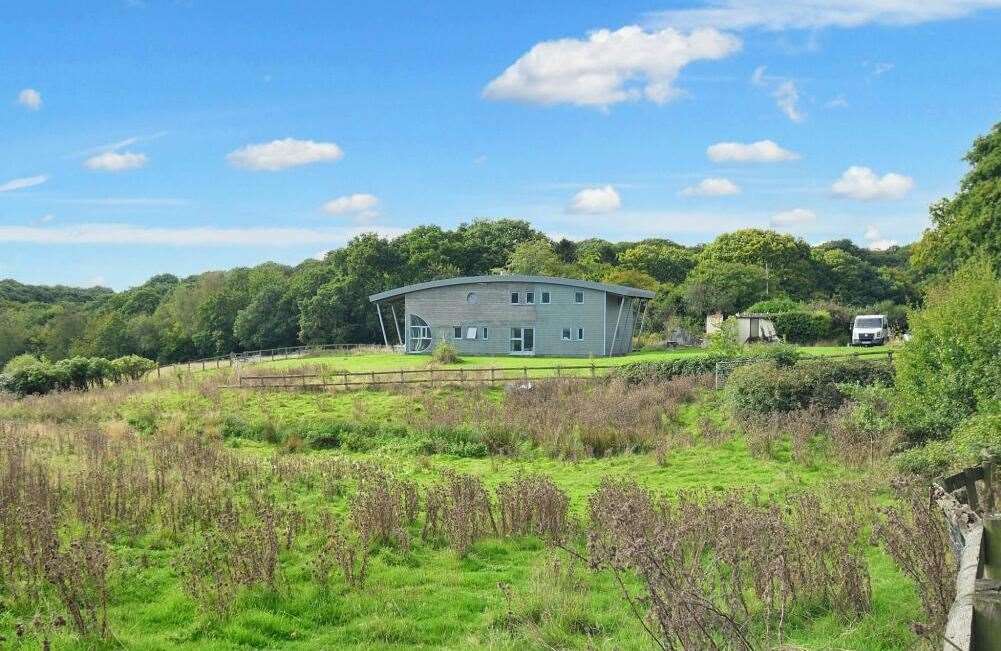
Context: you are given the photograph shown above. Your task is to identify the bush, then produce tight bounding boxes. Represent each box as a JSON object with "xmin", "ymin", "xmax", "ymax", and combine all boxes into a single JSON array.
[
  {"xmin": 894, "ymin": 259, "xmax": 1001, "ymax": 438},
  {"xmin": 3, "ymin": 353, "xmax": 44, "ymax": 375},
  {"xmin": 617, "ymin": 344, "xmax": 799, "ymax": 385},
  {"xmin": 431, "ymin": 342, "xmax": 460, "ymax": 364},
  {"xmin": 113, "ymin": 355, "xmax": 157, "ymax": 382},
  {"xmin": 894, "ymin": 441, "xmax": 954, "ymax": 478},
  {"xmin": 771, "ymin": 310, "xmax": 831, "ymax": 344},
  {"xmin": 746, "ymin": 297, "xmax": 801, "ymax": 314},
  {"xmin": 416, "ymin": 426, "xmax": 489, "ymax": 458},
  {"xmin": 724, "ymin": 357, "xmax": 894, "ymax": 416}
]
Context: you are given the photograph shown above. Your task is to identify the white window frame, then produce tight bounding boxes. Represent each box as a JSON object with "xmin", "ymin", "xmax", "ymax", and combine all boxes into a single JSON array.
[
  {"xmin": 577, "ymin": 327, "xmax": 584, "ymax": 340},
  {"xmin": 482, "ymin": 326, "xmax": 488, "ymax": 340},
  {"xmin": 574, "ymin": 290, "xmax": 584, "ymax": 304},
  {"xmin": 561, "ymin": 327, "xmax": 571, "ymax": 341},
  {"xmin": 525, "ymin": 290, "xmax": 535, "ymax": 304},
  {"xmin": 465, "ymin": 326, "xmax": 478, "ymax": 340},
  {"xmin": 510, "ymin": 327, "xmax": 535, "ymax": 355}
]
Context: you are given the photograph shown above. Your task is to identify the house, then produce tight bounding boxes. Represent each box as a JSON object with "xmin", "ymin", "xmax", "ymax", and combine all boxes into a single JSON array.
[{"xmin": 368, "ymin": 275, "xmax": 656, "ymax": 357}]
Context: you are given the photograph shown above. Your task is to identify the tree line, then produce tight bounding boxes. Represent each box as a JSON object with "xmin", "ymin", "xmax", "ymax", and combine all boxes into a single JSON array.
[{"xmin": 1, "ymin": 121, "xmax": 998, "ymax": 368}]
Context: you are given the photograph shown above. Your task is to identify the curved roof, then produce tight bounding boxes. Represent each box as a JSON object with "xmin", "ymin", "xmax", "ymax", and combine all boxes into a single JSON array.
[{"xmin": 369, "ymin": 275, "xmax": 656, "ymax": 302}]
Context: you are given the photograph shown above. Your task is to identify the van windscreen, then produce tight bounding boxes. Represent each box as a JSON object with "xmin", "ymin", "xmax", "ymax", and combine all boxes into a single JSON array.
[{"xmin": 855, "ymin": 317, "xmax": 882, "ymax": 328}]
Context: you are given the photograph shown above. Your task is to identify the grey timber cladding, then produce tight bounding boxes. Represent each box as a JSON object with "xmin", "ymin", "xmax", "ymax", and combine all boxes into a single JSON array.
[{"xmin": 370, "ymin": 276, "xmax": 652, "ymax": 357}]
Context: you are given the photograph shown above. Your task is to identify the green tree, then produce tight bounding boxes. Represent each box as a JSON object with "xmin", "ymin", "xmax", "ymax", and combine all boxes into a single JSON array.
[
  {"xmin": 506, "ymin": 240, "xmax": 566, "ymax": 276},
  {"xmin": 454, "ymin": 219, "xmax": 542, "ymax": 273},
  {"xmin": 895, "ymin": 259, "xmax": 1001, "ymax": 437},
  {"xmin": 912, "ymin": 122, "xmax": 1001, "ymax": 279},
  {"xmin": 618, "ymin": 242, "xmax": 695, "ymax": 284},
  {"xmin": 680, "ymin": 261, "xmax": 767, "ymax": 318},
  {"xmin": 234, "ymin": 281, "xmax": 300, "ymax": 350},
  {"xmin": 699, "ymin": 229, "xmax": 816, "ymax": 298}
]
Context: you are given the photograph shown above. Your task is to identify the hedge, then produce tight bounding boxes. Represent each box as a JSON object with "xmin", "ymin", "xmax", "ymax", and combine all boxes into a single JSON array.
[
  {"xmin": 723, "ymin": 357, "xmax": 894, "ymax": 416},
  {"xmin": 616, "ymin": 345, "xmax": 799, "ymax": 385},
  {"xmin": 0, "ymin": 354, "xmax": 157, "ymax": 397}
]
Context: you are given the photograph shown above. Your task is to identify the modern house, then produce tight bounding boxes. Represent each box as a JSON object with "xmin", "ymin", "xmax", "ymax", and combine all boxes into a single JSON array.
[{"xmin": 368, "ymin": 275, "xmax": 655, "ymax": 357}]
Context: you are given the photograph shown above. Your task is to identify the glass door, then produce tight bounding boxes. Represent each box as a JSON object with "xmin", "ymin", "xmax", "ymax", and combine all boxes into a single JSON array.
[{"xmin": 510, "ymin": 327, "xmax": 535, "ymax": 355}]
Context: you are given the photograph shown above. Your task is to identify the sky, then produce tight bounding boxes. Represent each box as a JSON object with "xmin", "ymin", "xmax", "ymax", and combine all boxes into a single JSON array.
[{"xmin": 1, "ymin": 1, "xmax": 1000, "ymax": 290}]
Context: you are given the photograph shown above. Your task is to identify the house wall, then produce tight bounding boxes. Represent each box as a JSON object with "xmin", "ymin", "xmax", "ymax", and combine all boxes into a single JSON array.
[{"xmin": 403, "ymin": 280, "xmax": 636, "ymax": 357}]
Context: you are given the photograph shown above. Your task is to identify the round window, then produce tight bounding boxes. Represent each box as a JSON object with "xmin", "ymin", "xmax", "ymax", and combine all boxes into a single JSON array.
[{"xmin": 466, "ymin": 292, "xmax": 479, "ymax": 304}]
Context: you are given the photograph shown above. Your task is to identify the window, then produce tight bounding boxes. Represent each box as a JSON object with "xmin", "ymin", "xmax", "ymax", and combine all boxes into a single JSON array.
[
  {"xmin": 465, "ymin": 327, "xmax": 478, "ymax": 340},
  {"xmin": 541, "ymin": 291, "xmax": 551, "ymax": 304},
  {"xmin": 510, "ymin": 291, "xmax": 519, "ymax": 304},
  {"xmin": 408, "ymin": 315, "xmax": 432, "ymax": 353},
  {"xmin": 466, "ymin": 292, "xmax": 479, "ymax": 305},
  {"xmin": 453, "ymin": 326, "xmax": 462, "ymax": 339},
  {"xmin": 482, "ymin": 327, "xmax": 488, "ymax": 340},
  {"xmin": 510, "ymin": 327, "xmax": 522, "ymax": 352},
  {"xmin": 525, "ymin": 291, "xmax": 535, "ymax": 304},
  {"xmin": 574, "ymin": 291, "xmax": 584, "ymax": 303},
  {"xmin": 577, "ymin": 327, "xmax": 584, "ymax": 340},
  {"xmin": 561, "ymin": 328, "xmax": 571, "ymax": 341}
]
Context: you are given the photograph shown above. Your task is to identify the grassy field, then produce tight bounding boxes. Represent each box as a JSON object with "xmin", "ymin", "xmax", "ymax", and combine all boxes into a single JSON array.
[
  {"xmin": 0, "ymin": 351, "xmax": 924, "ymax": 650},
  {"xmin": 247, "ymin": 344, "xmax": 863, "ymax": 374}
]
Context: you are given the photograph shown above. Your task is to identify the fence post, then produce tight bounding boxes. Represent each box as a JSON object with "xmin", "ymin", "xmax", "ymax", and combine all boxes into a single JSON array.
[
  {"xmin": 400, "ymin": 370, "xmax": 405, "ymax": 385},
  {"xmin": 523, "ymin": 367, "xmax": 528, "ymax": 380},
  {"xmin": 157, "ymin": 365, "xmax": 161, "ymax": 380},
  {"xmin": 343, "ymin": 372, "xmax": 348, "ymax": 389},
  {"xmin": 555, "ymin": 365, "xmax": 561, "ymax": 378},
  {"xmin": 984, "ymin": 453, "xmax": 996, "ymax": 514},
  {"xmin": 590, "ymin": 363, "xmax": 595, "ymax": 378},
  {"xmin": 430, "ymin": 368, "xmax": 435, "ymax": 388},
  {"xmin": 490, "ymin": 368, "xmax": 496, "ymax": 385},
  {"xmin": 459, "ymin": 368, "xmax": 464, "ymax": 385},
  {"xmin": 371, "ymin": 370, "xmax": 376, "ymax": 387}
]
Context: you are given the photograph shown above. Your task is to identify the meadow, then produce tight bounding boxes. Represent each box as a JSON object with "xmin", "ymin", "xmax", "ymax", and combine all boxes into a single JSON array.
[{"xmin": 0, "ymin": 346, "xmax": 937, "ymax": 650}]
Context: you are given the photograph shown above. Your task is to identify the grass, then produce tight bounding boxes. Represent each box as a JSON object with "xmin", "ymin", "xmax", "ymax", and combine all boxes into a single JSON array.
[{"xmin": 0, "ymin": 361, "xmax": 923, "ymax": 650}]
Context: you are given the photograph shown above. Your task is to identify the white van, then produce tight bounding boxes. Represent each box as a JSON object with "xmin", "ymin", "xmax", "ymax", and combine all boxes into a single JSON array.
[{"xmin": 851, "ymin": 314, "xmax": 889, "ymax": 346}]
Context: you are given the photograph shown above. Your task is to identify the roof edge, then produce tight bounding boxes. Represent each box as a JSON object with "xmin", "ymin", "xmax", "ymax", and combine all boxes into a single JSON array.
[{"xmin": 369, "ymin": 275, "xmax": 656, "ymax": 302}]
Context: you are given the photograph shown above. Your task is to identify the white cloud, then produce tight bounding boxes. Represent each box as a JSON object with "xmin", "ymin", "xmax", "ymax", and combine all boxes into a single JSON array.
[
  {"xmin": 681, "ymin": 177, "xmax": 740, "ymax": 196},
  {"xmin": 322, "ymin": 193, "xmax": 380, "ymax": 221},
  {"xmin": 749, "ymin": 66, "xmax": 805, "ymax": 122},
  {"xmin": 647, "ymin": 1, "xmax": 1001, "ymax": 31},
  {"xmin": 37, "ymin": 214, "xmax": 55, "ymax": 224},
  {"xmin": 0, "ymin": 175, "xmax": 48, "ymax": 192},
  {"xmin": 84, "ymin": 151, "xmax": 148, "ymax": 172},
  {"xmin": 825, "ymin": 95, "xmax": 849, "ymax": 108},
  {"xmin": 483, "ymin": 25, "xmax": 741, "ymax": 107},
  {"xmin": 773, "ymin": 80, "xmax": 805, "ymax": 122},
  {"xmin": 868, "ymin": 61, "xmax": 895, "ymax": 77},
  {"xmin": 831, "ymin": 166, "xmax": 914, "ymax": 200},
  {"xmin": 863, "ymin": 224, "xmax": 898, "ymax": 250},
  {"xmin": 0, "ymin": 223, "xmax": 406, "ymax": 246},
  {"xmin": 770, "ymin": 207, "xmax": 817, "ymax": 226},
  {"xmin": 567, "ymin": 185, "xmax": 621, "ymax": 214},
  {"xmin": 227, "ymin": 138, "xmax": 344, "ymax": 171},
  {"xmin": 707, "ymin": 139, "xmax": 800, "ymax": 163},
  {"xmin": 17, "ymin": 88, "xmax": 42, "ymax": 110}
]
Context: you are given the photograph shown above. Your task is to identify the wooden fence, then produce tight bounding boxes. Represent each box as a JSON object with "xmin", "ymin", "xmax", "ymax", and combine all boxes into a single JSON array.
[
  {"xmin": 225, "ymin": 349, "xmax": 894, "ymax": 392},
  {"xmin": 937, "ymin": 456, "xmax": 1001, "ymax": 650},
  {"xmin": 147, "ymin": 343, "xmax": 392, "ymax": 379},
  {"xmin": 226, "ymin": 362, "xmax": 622, "ymax": 390}
]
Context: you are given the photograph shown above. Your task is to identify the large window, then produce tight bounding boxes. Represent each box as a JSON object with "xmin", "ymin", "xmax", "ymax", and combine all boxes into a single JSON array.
[
  {"xmin": 510, "ymin": 327, "xmax": 534, "ymax": 353},
  {"xmin": 561, "ymin": 328, "xmax": 571, "ymax": 340},
  {"xmin": 574, "ymin": 291, "xmax": 584, "ymax": 304},
  {"xmin": 409, "ymin": 315, "xmax": 432, "ymax": 353}
]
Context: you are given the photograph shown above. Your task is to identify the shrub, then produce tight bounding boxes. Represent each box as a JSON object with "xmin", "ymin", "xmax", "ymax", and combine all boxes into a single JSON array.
[
  {"xmin": 746, "ymin": 296, "xmax": 801, "ymax": 314},
  {"xmin": 894, "ymin": 258, "xmax": 1001, "ymax": 439},
  {"xmin": 416, "ymin": 426, "xmax": 489, "ymax": 458},
  {"xmin": 724, "ymin": 357, "xmax": 894, "ymax": 416},
  {"xmin": 771, "ymin": 310, "xmax": 831, "ymax": 343},
  {"xmin": 894, "ymin": 441, "xmax": 954, "ymax": 477},
  {"xmin": 3, "ymin": 353, "xmax": 44, "ymax": 374},
  {"xmin": 617, "ymin": 344, "xmax": 798, "ymax": 385},
  {"xmin": 431, "ymin": 342, "xmax": 460, "ymax": 364},
  {"xmin": 112, "ymin": 355, "xmax": 157, "ymax": 382}
]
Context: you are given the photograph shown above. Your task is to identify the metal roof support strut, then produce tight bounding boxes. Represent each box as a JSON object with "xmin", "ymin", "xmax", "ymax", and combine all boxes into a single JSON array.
[
  {"xmin": 376, "ymin": 302, "xmax": 389, "ymax": 348},
  {"xmin": 608, "ymin": 295, "xmax": 624, "ymax": 357}
]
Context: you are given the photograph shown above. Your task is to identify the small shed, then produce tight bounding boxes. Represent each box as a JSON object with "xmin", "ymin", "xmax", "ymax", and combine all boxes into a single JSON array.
[{"xmin": 734, "ymin": 313, "xmax": 779, "ymax": 344}]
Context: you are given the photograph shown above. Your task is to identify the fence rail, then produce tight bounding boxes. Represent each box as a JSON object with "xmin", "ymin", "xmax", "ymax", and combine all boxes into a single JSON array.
[
  {"xmin": 227, "ymin": 362, "xmax": 622, "ymax": 390},
  {"xmin": 224, "ymin": 349, "xmax": 896, "ymax": 392},
  {"xmin": 148, "ymin": 343, "xmax": 394, "ymax": 379}
]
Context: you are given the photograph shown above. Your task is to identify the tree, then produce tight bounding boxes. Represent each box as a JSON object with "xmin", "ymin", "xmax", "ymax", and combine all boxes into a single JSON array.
[
  {"xmin": 812, "ymin": 248, "xmax": 891, "ymax": 306},
  {"xmin": 601, "ymin": 268, "xmax": 660, "ymax": 291},
  {"xmin": 912, "ymin": 121, "xmax": 1001, "ymax": 279},
  {"xmin": 454, "ymin": 219, "xmax": 543, "ymax": 273},
  {"xmin": 234, "ymin": 281, "xmax": 300, "ymax": 350},
  {"xmin": 299, "ymin": 275, "xmax": 380, "ymax": 344},
  {"xmin": 895, "ymin": 258, "xmax": 1001, "ymax": 437},
  {"xmin": 506, "ymin": 240, "xmax": 566, "ymax": 276},
  {"xmin": 618, "ymin": 243, "xmax": 695, "ymax": 284},
  {"xmin": 699, "ymin": 229, "xmax": 817, "ymax": 298},
  {"xmin": 680, "ymin": 261, "xmax": 768, "ymax": 318}
]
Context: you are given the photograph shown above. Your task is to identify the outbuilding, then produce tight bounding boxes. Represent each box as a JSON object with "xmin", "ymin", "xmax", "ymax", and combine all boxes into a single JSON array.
[{"xmin": 368, "ymin": 275, "xmax": 655, "ymax": 357}]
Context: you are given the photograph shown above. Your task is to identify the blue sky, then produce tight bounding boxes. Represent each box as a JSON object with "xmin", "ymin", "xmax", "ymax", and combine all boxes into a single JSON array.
[{"xmin": 1, "ymin": 1, "xmax": 1000, "ymax": 290}]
